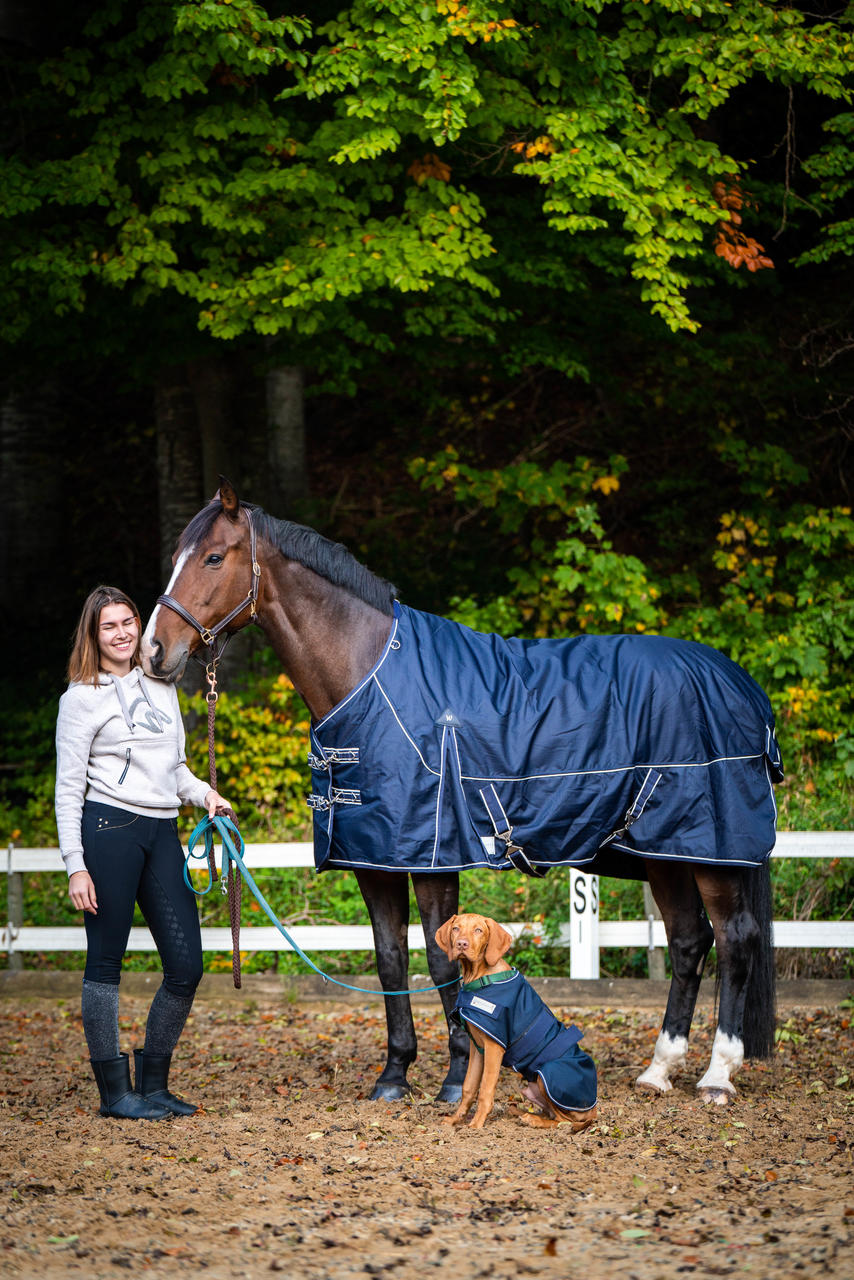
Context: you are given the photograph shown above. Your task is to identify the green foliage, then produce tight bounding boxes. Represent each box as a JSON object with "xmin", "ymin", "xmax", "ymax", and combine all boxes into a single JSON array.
[
  {"xmin": 411, "ymin": 446, "xmax": 662, "ymax": 635},
  {"xmin": 178, "ymin": 660, "xmax": 313, "ymax": 840},
  {"xmin": 2, "ymin": 0, "xmax": 853, "ymax": 371},
  {"xmin": 0, "ymin": 684, "xmax": 59, "ymax": 847},
  {"xmin": 410, "ymin": 439, "xmax": 854, "ymax": 832},
  {"xmin": 796, "ymin": 111, "xmax": 854, "ymax": 266}
]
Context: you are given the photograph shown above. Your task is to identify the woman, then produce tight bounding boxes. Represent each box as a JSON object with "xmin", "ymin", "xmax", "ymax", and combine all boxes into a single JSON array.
[{"xmin": 55, "ymin": 585, "xmax": 231, "ymax": 1120}]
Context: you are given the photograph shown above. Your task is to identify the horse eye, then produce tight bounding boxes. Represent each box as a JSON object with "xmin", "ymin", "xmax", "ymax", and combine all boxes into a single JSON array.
[{"xmin": 205, "ymin": 554, "xmax": 224, "ymax": 567}]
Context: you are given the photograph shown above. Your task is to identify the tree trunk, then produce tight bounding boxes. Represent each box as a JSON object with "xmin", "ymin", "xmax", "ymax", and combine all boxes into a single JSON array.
[
  {"xmin": 0, "ymin": 382, "xmax": 64, "ymax": 638},
  {"xmin": 155, "ymin": 369, "xmax": 202, "ymax": 581},
  {"xmin": 187, "ymin": 356, "xmax": 235, "ymax": 500},
  {"xmin": 265, "ymin": 364, "xmax": 308, "ymax": 517}
]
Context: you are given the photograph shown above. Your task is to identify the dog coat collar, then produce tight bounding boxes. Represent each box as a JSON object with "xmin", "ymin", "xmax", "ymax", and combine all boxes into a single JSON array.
[{"xmin": 462, "ymin": 968, "xmax": 518, "ymax": 992}]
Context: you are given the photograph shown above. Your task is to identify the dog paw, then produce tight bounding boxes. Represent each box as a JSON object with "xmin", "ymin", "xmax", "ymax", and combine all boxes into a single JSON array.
[{"xmin": 519, "ymin": 1113, "xmax": 558, "ymax": 1129}]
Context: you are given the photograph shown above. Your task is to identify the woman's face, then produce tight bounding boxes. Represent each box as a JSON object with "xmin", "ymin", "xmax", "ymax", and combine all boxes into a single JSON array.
[{"xmin": 97, "ymin": 602, "xmax": 140, "ymax": 676}]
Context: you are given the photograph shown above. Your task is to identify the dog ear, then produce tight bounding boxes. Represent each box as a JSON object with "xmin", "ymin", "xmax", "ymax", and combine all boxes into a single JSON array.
[
  {"xmin": 484, "ymin": 919, "xmax": 514, "ymax": 966},
  {"xmin": 434, "ymin": 916, "xmax": 458, "ymax": 959}
]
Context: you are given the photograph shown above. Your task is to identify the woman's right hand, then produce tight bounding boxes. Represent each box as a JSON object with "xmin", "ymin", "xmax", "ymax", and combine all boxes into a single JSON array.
[{"xmin": 69, "ymin": 870, "xmax": 98, "ymax": 914}]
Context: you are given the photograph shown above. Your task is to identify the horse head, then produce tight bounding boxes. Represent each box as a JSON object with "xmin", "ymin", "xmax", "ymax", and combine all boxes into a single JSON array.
[{"xmin": 142, "ymin": 479, "xmax": 259, "ymax": 681}]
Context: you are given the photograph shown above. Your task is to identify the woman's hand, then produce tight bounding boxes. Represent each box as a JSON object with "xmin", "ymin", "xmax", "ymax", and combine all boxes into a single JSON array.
[
  {"xmin": 69, "ymin": 870, "xmax": 98, "ymax": 914},
  {"xmin": 205, "ymin": 789, "xmax": 233, "ymax": 820}
]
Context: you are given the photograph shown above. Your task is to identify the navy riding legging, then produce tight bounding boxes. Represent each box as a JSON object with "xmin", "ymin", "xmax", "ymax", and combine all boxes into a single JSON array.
[{"xmin": 81, "ymin": 800, "xmax": 203, "ymax": 998}]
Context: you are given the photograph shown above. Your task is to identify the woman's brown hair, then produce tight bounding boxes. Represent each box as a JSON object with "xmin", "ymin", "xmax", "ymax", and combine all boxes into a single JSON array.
[{"xmin": 67, "ymin": 585, "xmax": 142, "ymax": 685}]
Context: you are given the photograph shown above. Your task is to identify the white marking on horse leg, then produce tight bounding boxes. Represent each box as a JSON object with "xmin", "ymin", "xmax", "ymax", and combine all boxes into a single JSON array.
[
  {"xmin": 142, "ymin": 547, "xmax": 192, "ymax": 653},
  {"xmin": 636, "ymin": 1031, "xmax": 688, "ymax": 1094},
  {"xmin": 696, "ymin": 1029, "xmax": 744, "ymax": 1101}
]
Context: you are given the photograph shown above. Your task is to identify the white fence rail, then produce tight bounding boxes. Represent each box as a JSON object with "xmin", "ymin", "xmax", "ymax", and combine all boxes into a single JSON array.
[{"xmin": 3, "ymin": 832, "xmax": 852, "ymax": 979}]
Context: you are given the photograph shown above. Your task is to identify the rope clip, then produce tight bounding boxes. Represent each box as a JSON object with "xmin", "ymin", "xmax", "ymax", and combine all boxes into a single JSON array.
[{"xmin": 206, "ymin": 666, "xmax": 219, "ymax": 705}]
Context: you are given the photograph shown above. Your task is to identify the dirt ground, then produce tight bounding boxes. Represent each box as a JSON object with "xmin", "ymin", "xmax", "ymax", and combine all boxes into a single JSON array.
[{"xmin": 0, "ymin": 978, "xmax": 851, "ymax": 1280}]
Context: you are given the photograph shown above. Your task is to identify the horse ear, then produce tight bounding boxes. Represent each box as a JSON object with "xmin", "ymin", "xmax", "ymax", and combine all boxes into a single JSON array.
[
  {"xmin": 218, "ymin": 476, "xmax": 241, "ymax": 521},
  {"xmin": 484, "ymin": 920, "xmax": 514, "ymax": 966}
]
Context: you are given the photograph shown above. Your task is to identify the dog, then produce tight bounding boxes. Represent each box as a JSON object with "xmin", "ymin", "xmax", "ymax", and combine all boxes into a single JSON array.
[{"xmin": 435, "ymin": 913, "xmax": 598, "ymax": 1130}]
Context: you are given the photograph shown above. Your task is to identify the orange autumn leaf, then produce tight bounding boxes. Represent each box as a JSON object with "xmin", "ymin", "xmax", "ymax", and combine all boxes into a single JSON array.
[{"xmin": 407, "ymin": 154, "xmax": 451, "ymax": 184}]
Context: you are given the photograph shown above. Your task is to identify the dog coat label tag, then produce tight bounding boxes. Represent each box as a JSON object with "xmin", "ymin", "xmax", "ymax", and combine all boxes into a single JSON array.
[{"xmin": 470, "ymin": 995, "xmax": 497, "ymax": 1014}]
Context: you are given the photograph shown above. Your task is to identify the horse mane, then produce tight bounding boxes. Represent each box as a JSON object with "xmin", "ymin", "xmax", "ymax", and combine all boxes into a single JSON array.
[{"xmin": 178, "ymin": 499, "xmax": 397, "ymax": 616}]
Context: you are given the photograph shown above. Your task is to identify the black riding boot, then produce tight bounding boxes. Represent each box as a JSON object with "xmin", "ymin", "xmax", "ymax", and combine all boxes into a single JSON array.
[
  {"xmin": 134, "ymin": 1049, "xmax": 198, "ymax": 1116},
  {"xmin": 91, "ymin": 1053, "xmax": 171, "ymax": 1120}
]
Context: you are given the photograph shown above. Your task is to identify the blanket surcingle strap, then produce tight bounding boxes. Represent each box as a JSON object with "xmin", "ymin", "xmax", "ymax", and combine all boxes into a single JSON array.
[{"xmin": 308, "ymin": 603, "xmax": 783, "ymax": 881}]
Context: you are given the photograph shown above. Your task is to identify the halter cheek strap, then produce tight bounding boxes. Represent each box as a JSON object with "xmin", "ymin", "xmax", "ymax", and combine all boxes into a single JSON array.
[{"xmin": 156, "ymin": 506, "xmax": 261, "ymax": 658}]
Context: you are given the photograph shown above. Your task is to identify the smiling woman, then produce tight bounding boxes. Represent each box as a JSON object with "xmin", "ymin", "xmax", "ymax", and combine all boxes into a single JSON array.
[
  {"xmin": 96, "ymin": 602, "xmax": 139, "ymax": 676},
  {"xmin": 54, "ymin": 584, "xmax": 232, "ymax": 1122}
]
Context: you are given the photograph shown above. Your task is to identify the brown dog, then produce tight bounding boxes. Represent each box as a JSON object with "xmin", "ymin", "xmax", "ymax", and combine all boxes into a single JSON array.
[{"xmin": 436, "ymin": 913, "xmax": 598, "ymax": 1130}]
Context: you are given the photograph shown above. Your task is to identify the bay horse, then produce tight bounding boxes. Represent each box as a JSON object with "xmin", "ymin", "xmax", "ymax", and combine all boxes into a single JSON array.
[{"xmin": 142, "ymin": 481, "xmax": 779, "ymax": 1107}]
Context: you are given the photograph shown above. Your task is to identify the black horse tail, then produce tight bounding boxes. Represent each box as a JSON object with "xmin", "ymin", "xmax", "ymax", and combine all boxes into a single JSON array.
[{"xmin": 742, "ymin": 861, "xmax": 776, "ymax": 1058}]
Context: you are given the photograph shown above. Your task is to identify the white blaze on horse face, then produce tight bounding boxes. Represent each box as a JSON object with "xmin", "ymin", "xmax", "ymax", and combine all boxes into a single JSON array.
[
  {"xmin": 636, "ymin": 1030, "xmax": 688, "ymax": 1093},
  {"xmin": 695, "ymin": 1029, "xmax": 744, "ymax": 1101},
  {"xmin": 141, "ymin": 546, "xmax": 193, "ymax": 660}
]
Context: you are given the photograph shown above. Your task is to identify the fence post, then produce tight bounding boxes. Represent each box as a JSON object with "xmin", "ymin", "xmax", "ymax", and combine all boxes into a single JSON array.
[
  {"xmin": 6, "ymin": 844, "xmax": 23, "ymax": 972},
  {"xmin": 643, "ymin": 882, "xmax": 665, "ymax": 979},
  {"xmin": 569, "ymin": 870, "xmax": 599, "ymax": 979}
]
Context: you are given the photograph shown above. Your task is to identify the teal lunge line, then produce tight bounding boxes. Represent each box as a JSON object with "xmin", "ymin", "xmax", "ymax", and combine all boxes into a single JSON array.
[{"xmin": 184, "ymin": 815, "xmax": 458, "ymax": 998}]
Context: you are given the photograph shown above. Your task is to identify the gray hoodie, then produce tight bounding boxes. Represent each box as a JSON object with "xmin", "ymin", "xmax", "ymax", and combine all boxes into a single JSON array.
[{"xmin": 55, "ymin": 667, "xmax": 210, "ymax": 875}]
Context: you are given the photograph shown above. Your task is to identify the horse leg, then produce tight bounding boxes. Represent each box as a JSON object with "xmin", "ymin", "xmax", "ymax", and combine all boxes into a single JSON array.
[
  {"xmin": 412, "ymin": 871, "xmax": 468, "ymax": 1104},
  {"xmin": 692, "ymin": 864, "xmax": 774, "ymax": 1106},
  {"xmin": 354, "ymin": 868, "xmax": 416, "ymax": 1101},
  {"xmin": 636, "ymin": 860, "xmax": 715, "ymax": 1095}
]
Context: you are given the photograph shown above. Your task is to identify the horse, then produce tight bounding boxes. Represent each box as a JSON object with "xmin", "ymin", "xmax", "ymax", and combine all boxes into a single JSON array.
[{"xmin": 141, "ymin": 480, "xmax": 781, "ymax": 1108}]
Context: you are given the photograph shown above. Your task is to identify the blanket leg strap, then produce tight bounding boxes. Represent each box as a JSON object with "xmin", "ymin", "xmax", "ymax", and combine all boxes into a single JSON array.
[{"xmin": 479, "ymin": 784, "xmax": 548, "ymax": 878}]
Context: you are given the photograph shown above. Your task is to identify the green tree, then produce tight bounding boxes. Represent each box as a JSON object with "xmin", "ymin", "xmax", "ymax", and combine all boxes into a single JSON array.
[{"xmin": 3, "ymin": 1, "xmax": 852, "ymax": 370}]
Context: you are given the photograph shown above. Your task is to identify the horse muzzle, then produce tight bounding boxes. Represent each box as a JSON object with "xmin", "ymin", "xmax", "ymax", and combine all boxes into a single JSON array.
[{"xmin": 141, "ymin": 634, "xmax": 188, "ymax": 683}]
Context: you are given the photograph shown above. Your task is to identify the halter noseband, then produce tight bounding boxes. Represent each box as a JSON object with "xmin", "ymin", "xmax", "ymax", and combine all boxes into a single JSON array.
[{"xmin": 156, "ymin": 505, "xmax": 261, "ymax": 662}]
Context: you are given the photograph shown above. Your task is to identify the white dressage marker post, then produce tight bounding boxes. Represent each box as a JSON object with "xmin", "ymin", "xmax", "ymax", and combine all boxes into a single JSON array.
[{"xmin": 569, "ymin": 870, "xmax": 600, "ymax": 979}]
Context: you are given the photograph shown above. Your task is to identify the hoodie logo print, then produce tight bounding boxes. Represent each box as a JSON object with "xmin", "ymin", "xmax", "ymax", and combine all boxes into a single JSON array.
[{"xmin": 127, "ymin": 697, "xmax": 172, "ymax": 734}]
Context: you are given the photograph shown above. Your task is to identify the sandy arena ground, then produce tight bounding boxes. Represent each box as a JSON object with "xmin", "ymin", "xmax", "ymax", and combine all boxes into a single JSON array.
[{"xmin": 0, "ymin": 975, "xmax": 851, "ymax": 1279}]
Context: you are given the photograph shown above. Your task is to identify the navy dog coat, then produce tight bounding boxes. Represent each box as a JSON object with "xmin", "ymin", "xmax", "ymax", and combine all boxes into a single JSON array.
[
  {"xmin": 454, "ymin": 968, "xmax": 597, "ymax": 1113},
  {"xmin": 308, "ymin": 603, "xmax": 783, "ymax": 878}
]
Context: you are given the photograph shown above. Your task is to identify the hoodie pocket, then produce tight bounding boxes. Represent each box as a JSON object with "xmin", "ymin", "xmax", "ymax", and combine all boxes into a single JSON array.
[{"xmin": 117, "ymin": 747, "xmax": 132, "ymax": 786}]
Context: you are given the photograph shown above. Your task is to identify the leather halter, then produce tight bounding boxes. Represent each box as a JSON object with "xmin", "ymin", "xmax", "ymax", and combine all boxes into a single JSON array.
[{"xmin": 156, "ymin": 505, "xmax": 261, "ymax": 661}]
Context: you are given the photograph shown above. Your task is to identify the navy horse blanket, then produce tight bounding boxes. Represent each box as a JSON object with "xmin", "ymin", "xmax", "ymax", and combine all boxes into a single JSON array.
[{"xmin": 308, "ymin": 603, "xmax": 783, "ymax": 878}]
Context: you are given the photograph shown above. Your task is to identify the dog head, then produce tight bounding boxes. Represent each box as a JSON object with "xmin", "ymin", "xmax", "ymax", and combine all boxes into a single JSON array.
[{"xmin": 435, "ymin": 913, "xmax": 514, "ymax": 978}]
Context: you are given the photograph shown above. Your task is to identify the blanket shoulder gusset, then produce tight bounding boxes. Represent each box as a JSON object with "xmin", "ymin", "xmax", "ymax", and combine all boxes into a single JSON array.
[{"xmin": 309, "ymin": 603, "xmax": 782, "ymax": 875}]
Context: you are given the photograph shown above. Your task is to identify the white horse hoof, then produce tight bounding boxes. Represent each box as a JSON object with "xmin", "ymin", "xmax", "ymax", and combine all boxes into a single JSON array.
[
  {"xmin": 635, "ymin": 1070, "xmax": 673, "ymax": 1094},
  {"xmin": 697, "ymin": 1085, "xmax": 736, "ymax": 1106}
]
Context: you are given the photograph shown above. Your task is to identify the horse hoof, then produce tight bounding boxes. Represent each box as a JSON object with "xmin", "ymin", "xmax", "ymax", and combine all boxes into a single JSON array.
[
  {"xmin": 369, "ymin": 1082, "xmax": 411, "ymax": 1101},
  {"xmin": 698, "ymin": 1086, "xmax": 735, "ymax": 1106},
  {"xmin": 435, "ymin": 1083, "xmax": 462, "ymax": 1105},
  {"xmin": 635, "ymin": 1072, "xmax": 672, "ymax": 1095}
]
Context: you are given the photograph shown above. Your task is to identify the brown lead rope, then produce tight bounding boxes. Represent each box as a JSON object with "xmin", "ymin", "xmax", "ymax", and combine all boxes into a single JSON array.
[
  {"xmin": 206, "ymin": 658, "xmax": 242, "ymax": 989},
  {"xmin": 155, "ymin": 505, "xmax": 261, "ymax": 991}
]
